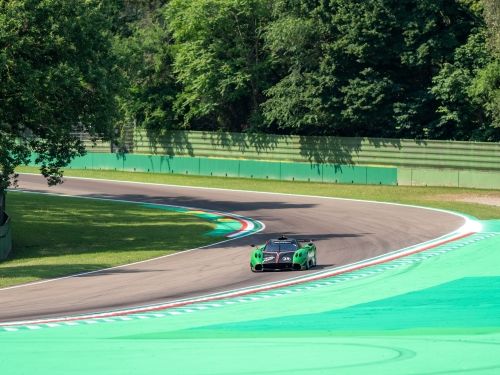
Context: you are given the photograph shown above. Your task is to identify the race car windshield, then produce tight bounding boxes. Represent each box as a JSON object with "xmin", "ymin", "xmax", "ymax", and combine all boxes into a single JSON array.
[{"xmin": 265, "ymin": 240, "xmax": 299, "ymax": 252}]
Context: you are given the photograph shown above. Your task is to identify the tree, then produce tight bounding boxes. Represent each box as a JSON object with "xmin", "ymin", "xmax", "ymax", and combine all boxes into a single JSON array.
[
  {"xmin": 114, "ymin": 1, "xmax": 178, "ymax": 133},
  {"xmin": 430, "ymin": 1, "xmax": 500, "ymax": 139},
  {"xmin": 483, "ymin": 0, "xmax": 500, "ymax": 54},
  {"xmin": 0, "ymin": 0, "xmax": 121, "ymax": 221},
  {"xmin": 482, "ymin": 0, "xmax": 500, "ymax": 129},
  {"xmin": 431, "ymin": 31, "xmax": 499, "ymax": 140},
  {"xmin": 166, "ymin": 0, "xmax": 274, "ymax": 131},
  {"xmin": 262, "ymin": 0, "xmax": 478, "ymax": 138}
]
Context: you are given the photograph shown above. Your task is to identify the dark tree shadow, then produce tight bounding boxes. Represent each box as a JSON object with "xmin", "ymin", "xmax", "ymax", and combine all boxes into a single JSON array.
[
  {"xmin": 119, "ymin": 130, "xmax": 406, "ymax": 173},
  {"xmin": 298, "ymin": 136, "xmax": 403, "ymax": 170},
  {"xmin": 203, "ymin": 131, "xmax": 282, "ymax": 156},
  {"xmin": 143, "ymin": 129, "xmax": 195, "ymax": 157}
]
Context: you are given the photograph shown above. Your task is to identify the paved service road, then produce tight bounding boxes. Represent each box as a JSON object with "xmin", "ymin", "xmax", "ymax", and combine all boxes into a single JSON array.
[{"xmin": 0, "ymin": 174, "xmax": 464, "ymax": 322}]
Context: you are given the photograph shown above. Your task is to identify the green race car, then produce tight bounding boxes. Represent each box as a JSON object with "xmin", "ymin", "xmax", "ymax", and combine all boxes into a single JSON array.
[{"xmin": 250, "ymin": 236, "xmax": 317, "ymax": 272}]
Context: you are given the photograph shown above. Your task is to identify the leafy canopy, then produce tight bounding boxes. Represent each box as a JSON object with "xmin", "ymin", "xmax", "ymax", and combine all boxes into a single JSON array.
[{"xmin": 0, "ymin": 0, "xmax": 121, "ymax": 199}]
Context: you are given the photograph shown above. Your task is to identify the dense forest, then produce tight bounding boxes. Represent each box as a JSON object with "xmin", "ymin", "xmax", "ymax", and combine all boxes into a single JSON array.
[
  {"xmin": 1, "ymin": 1, "xmax": 500, "ymax": 202},
  {"xmin": 114, "ymin": 0, "xmax": 499, "ymax": 141},
  {"xmin": 1, "ymin": 0, "xmax": 499, "ymax": 143}
]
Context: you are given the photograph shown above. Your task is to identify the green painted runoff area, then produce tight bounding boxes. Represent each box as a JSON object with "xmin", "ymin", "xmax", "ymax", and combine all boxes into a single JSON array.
[{"xmin": 2, "ymin": 220, "xmax": 499, "ymax": 374}]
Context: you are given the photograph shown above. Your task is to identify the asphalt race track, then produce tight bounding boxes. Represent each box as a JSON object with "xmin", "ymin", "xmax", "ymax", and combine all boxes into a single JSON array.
[{"xmin": 0, "ymin": 174, "xmax": 464, "ymax": 322}]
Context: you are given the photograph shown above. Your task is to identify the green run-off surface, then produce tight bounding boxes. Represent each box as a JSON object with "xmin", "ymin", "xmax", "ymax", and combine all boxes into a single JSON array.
[{"xmin": 2, "ymin": 220, "xmax": 500, "ymax": 374}]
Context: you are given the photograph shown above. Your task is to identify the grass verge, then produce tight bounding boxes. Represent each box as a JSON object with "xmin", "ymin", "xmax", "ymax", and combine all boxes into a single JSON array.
[
  {"xmin": 16, "ymin": 165, "xmax": 500, "ymax": 220},
  {"xmin": 0, "ymin": 191, "xmax": 223, "ymax": 288}
]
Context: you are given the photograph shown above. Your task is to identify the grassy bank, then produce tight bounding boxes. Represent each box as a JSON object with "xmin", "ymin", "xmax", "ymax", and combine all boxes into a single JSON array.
[
  {"xmin": 0, "ymin": 191, "xmax": 222, "ymax": 288},
  {"xmin": 16, "ymin": 166, "xmax": 500, "ymax": 219}
]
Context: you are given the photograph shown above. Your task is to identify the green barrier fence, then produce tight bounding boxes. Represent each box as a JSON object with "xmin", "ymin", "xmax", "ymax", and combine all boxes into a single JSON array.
[
  {"xmin": 399, "ymin": 167, "xmax": 500, "ymax": 189},
  {"xmin": 0, "ymin": 215, "xmax": 12, "ymax": 261},
  {"xmin": 79, "ymin": 129, "xmax": 500, "ymax": 189},
  {"xmin": 29, "ymin": 150, "xmax": 500, "ymax": 188},
  {"xmin": 52, "ymin": 153, "xmax": 398, "ymax": 185},
  {"xmin": 128, "ymin": 130, "xmax": 500, "ymax": 171},
  {"xmin": 83, "ymin": 129, "xmax": 500, "ymax": 171}
]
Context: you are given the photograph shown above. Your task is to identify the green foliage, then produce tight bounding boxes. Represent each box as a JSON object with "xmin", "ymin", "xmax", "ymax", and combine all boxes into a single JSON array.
[
  {"xmin": 483, "ymin": 0, "xmax": 500, "ymax": 54},
  {"xmin": 114, "ymin": 2, "xmax": 178, "ymax": 132},
  {"xmin": 472, "ymin": 59, "xmax": 500, "ymax": 129},
  {"xmin": 262, "ymin": 0, "xmax": 479, "ymax": 138},
  {"xmin": 262, "ymin": 9, "xmax": 332, "ymax": 134},
  {"xmin": 481, "ymin": 0, "xmax": 500, "ymax": 130},
  {"xmin": 113, "ymin": 0, "xmax": 168, "ymax": 37},
  {"xmin": 0, "ymin": 0, "xmax": 121, "ymax": 198},
  {"xmin": 432, "ymin": 30, "xmax": 500, "ymax": 140},
  {"xmin": 2, "ymin": 0, "xmax": 499, "ymax": 208},
  {"xmin": 166, "ymin": 0, "xmax": 274, "ymax": 131}
]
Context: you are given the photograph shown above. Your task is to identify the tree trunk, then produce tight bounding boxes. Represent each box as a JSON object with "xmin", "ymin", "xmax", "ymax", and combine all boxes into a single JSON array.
[{"xmin": 0, "ymin": 191, "xmax": 5, "ymax": 225}]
